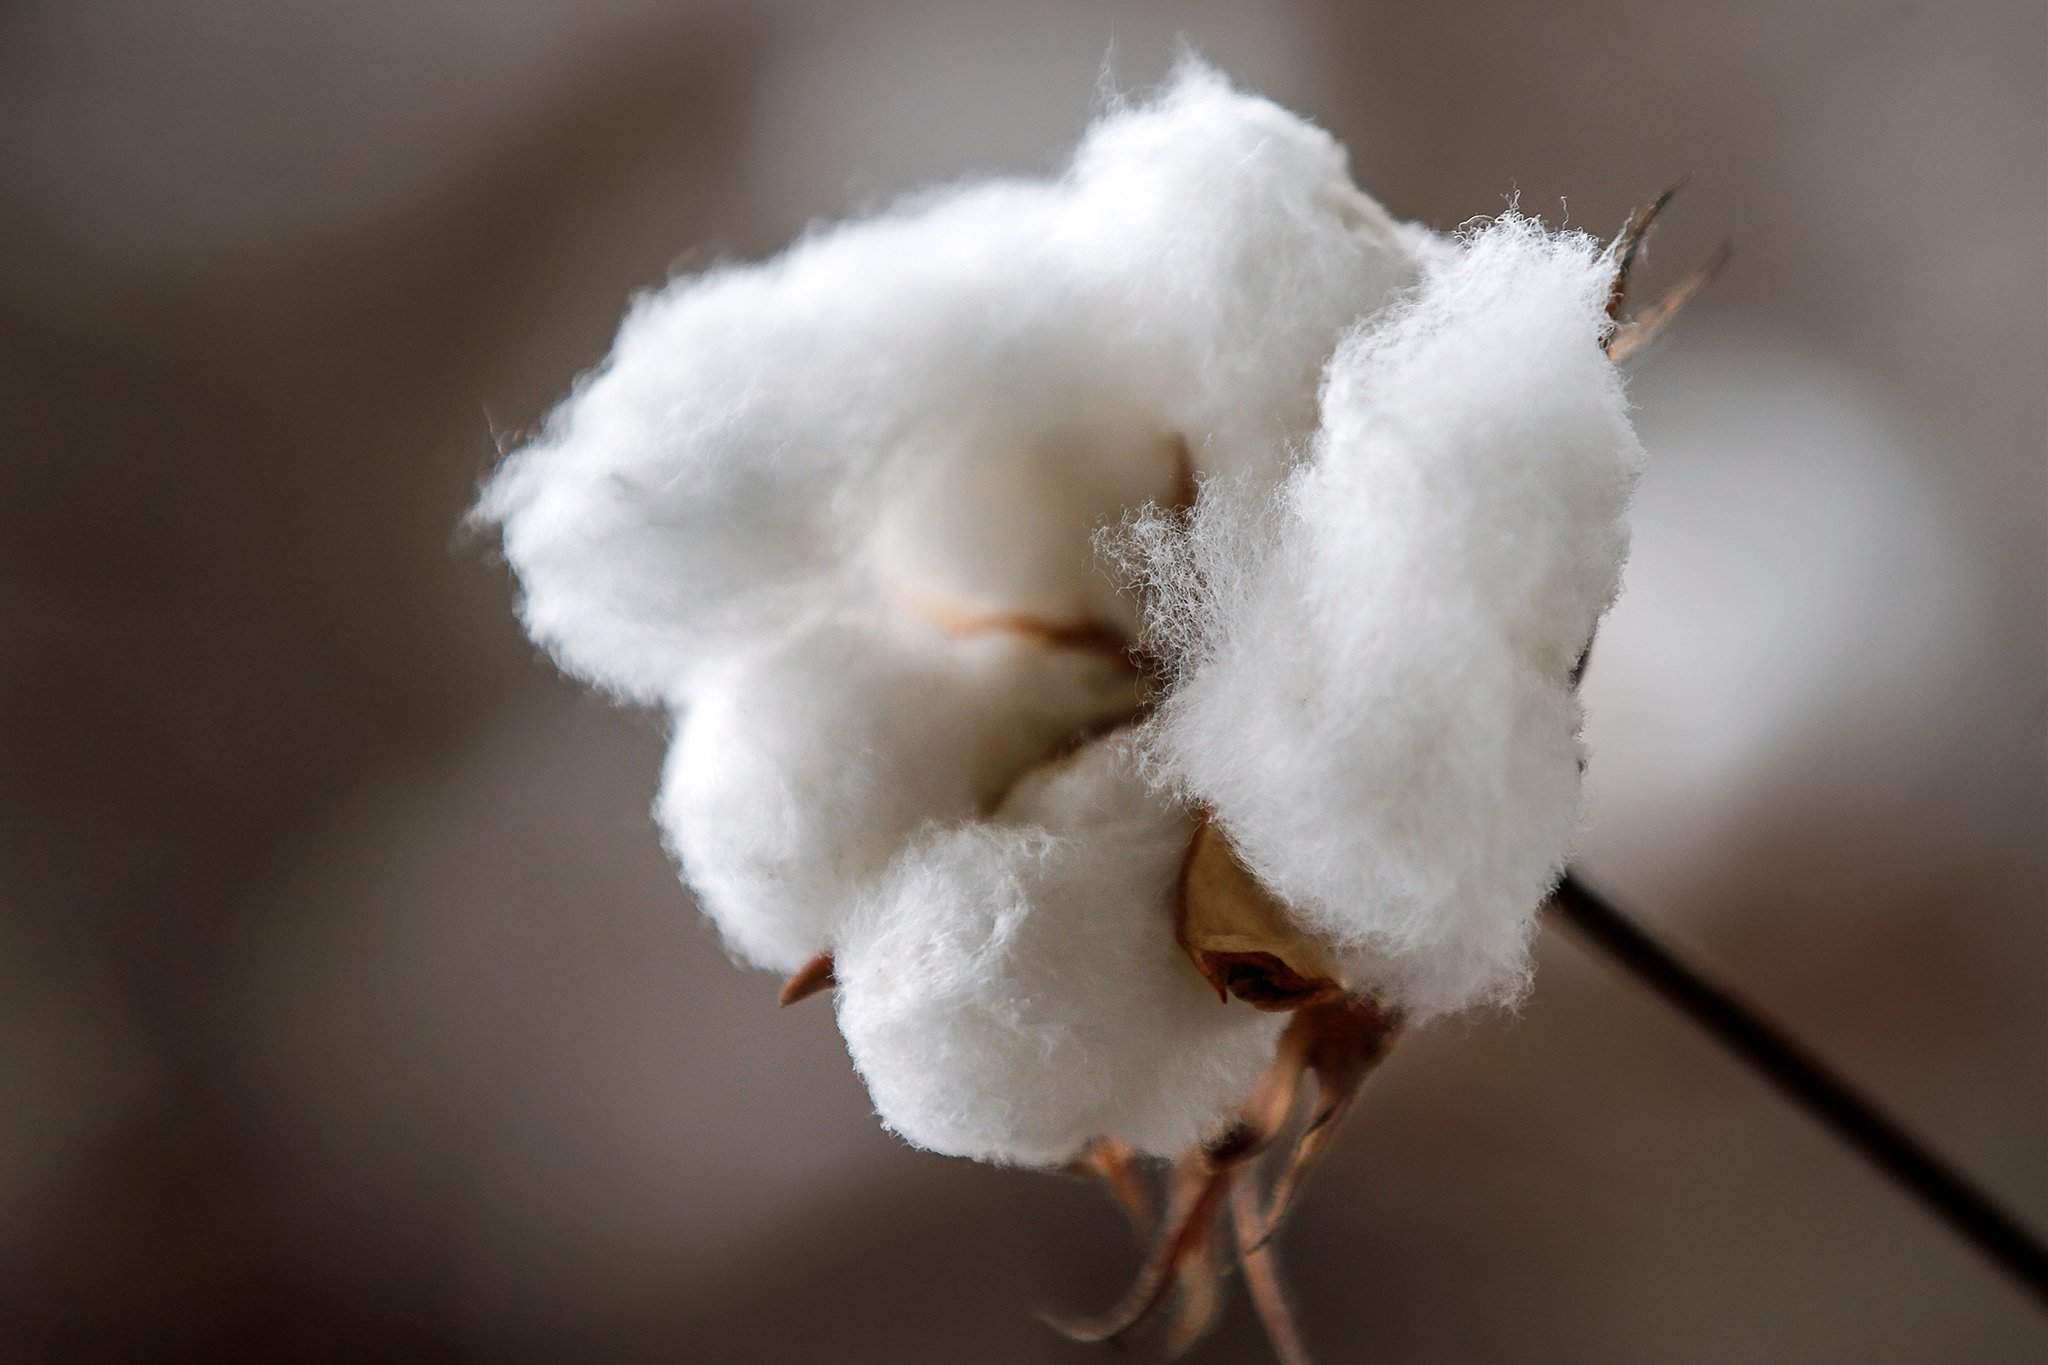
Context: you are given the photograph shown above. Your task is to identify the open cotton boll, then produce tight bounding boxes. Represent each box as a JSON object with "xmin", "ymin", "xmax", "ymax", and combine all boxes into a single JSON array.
[
  {"xmin": 834, "ymin": 737, "xmax": 1284, "ymax": 1166},
  {"xmin": 658, "ymin": 617, "xmax": 1141, "ymax": 973},
  {"xmin": 475, "ymin": 60, "xmax": 1423, "ymax": 708},
  {"xmin": 1137, "ymin": 214, "xmax": 1642, "ymax": 1020}
]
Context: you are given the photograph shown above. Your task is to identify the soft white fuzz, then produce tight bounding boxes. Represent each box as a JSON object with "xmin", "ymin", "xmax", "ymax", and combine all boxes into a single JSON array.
[
  {"xmin": 1132, "ymin": 214, "xmax": 1643, "ymax": 1020},
  {"xmin": 475, "ymin": 61, "xmax": 1418, "ymax": 709},
  {"xmin": 655, "ymin": 617, "xmax": 1138, "ymax": 973},
  {"xmin": 835, "ymin": 737, "xmax": 1284, "ymax": 1165},
  {"xmin": 477, "ymin": 61, "xmax": 1425, "ymax": 975}
]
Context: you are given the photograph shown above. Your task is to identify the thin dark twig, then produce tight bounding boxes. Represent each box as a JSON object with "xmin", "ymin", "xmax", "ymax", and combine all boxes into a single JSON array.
[{"xmin": 1550, "ymin": 872, "xmax": 2048, "ymax": 1306}]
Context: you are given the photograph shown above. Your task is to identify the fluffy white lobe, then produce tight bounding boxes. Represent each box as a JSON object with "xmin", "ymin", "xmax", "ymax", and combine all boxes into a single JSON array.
[
  {"xmin": 834, "ymin": 738, "xmax": 1284, "ymax": 1164},
  {"xmin": 656, "ymin": 617, "xmax": 1138, "ymax": 973},
  {"xmin": 1133, "ymin": 214, "xmax": 1642, "ymax": 1020}
]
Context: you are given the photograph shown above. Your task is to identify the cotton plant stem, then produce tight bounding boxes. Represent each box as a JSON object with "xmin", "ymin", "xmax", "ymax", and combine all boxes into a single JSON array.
[{"xmin": 1550, "ymin": 872, "xmax": 2048, "ymax": 1305}]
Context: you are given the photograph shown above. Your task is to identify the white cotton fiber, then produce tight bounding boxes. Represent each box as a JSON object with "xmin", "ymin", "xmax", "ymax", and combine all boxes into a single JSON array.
[
  {"xmin": 474, "ymin": 60, "xmax": 1421, "ymax": 710},
  {"xmin": 480, "ymin": 46, "xmax": 1651, "ymax": 1128},
  {"xmin": 657, "ymin": 614, "xmax": 1140, "ymax": 972},
  {"xmin": 834, "ymin": 737, "xmax": 1284, "ymax": 1166},
  {"xmin": 1061, "ymin": 61, "xmax": 1427, "ymax": 486},
  {"xmin": 474, "ymin": 61, "xmax": 1436, "ymax": 994},
  {"xmin": 1135, "ymin": 214, "xmax": 1643, "ymax": 1020}
]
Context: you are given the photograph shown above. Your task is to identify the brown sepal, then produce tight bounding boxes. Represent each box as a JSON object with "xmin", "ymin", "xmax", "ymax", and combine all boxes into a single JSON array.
[
  {"xmin": 1602, "ymin": 182, "xmax": 1731, "ymax": 363},
  {"xmin": 1232, "ymin": 1174, "xmax": 1312, "ymax": 1365},
  {"xmin": 1177, "ymin": 816, "xmax": 1346, "ymax": 1012},
  {"xmin": 906, "ymin": 593, "xmax": 1134, "ymax": 658},
  {"xmin": 1068, "ymin": 1136, "xmax": 1153, "ymax": 1246},
  {"xmin": 1249, "ymin": 996, "xmax": 1399, "ymax": 1252},
  {"xmin": 776, "ymin": 951, "xmax": 836, "ymax": 1007},
  {"xmin": 1041, "ymin": 1156, "xmax": 1236, "ymax": 1346},
  {"xmin": 1161, "ymin": 1180, "xmax": 1228, "ymax": 1359},
  {"xmin": 1605, "ymin": 179, "xmax": 1686, "ymax": 325},
  {"xmin": 1606, "ymin": 239, "xmax": 1733, "ymax": 363},
  {"xmin": 1045, "ymin": 999, "xmax": 1400, "ymax": 1358}
]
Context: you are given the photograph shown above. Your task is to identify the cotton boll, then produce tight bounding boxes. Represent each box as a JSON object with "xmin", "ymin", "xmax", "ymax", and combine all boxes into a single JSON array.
[
  {"xmin": 1138, "ymin": 215, "xmax": 1640, "ymax": 1019},
  {"xmin": 659, "ymin": 618, "xmax": 1141, "ymax": 973},
  {"xmin": 834, "ymin": 738, "xmax": 1283, "ymax": 1166},
  {"xmin": 477, "ymin": 62, "xmax": 1423, "ymax": 705}
]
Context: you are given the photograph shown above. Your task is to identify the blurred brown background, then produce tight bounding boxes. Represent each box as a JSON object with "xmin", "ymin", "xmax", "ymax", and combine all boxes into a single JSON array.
[{"xmin": 3, "ymin": 2, "xmax": 2042, "ymax": 1361}]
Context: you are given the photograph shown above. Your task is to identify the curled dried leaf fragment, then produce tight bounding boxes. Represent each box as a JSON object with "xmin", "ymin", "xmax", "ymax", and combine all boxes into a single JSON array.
[{"xmin": 1178, "ymin": 817, "xmax": 1346, "ymax": 1012}]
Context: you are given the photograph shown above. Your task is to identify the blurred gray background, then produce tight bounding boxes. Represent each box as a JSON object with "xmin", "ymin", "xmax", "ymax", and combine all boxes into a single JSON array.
[{"xmin": 2, "ymin": 1, "xmax": 2042, "ymax": 1361}]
